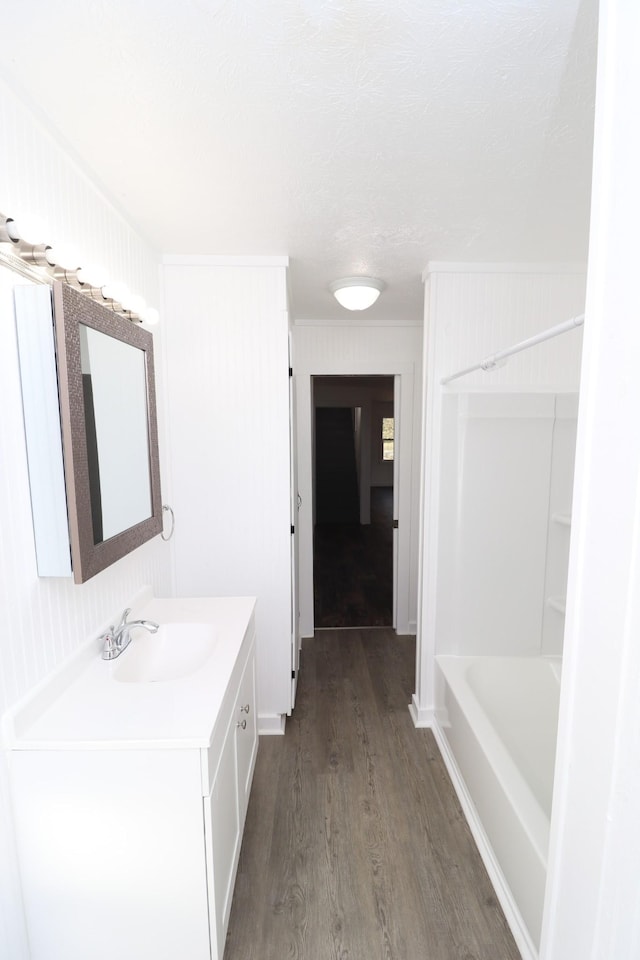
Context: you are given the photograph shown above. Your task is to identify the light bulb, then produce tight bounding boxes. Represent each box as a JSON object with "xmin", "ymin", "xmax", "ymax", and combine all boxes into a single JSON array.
[
  {"xmin": 120, "ymin": 289, "xmax": 139, "ymax": 313},
  {"xmin": 10, "ymin": 214, "xmax": 48, "ymax": 246},
  {"xmin": 77, "ymin": 264, "xmax": 109, "ymax": 289},
  {"xmin": 48, "ymin": 242, "xmax": 81, "ymax": 271},
  {"xmin": 0, "ymin": 215, "xmax": 20, "ymax": 244},
  {"xmin": 101, "ymin": 281, "xmax": 130, "ymax": 305},
  {"xmin": 127, "ymin": 294, "xmax": 147, "ymax": 316},
  {"xmin": 142, "ymin": 307, "xmax": 159, "ymax": 326}
]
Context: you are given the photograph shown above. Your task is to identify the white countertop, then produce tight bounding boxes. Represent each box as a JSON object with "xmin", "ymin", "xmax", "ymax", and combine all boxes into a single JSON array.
[{"xmin": 3, "ymin": 593, "xmax": 256, "ymax": 751}]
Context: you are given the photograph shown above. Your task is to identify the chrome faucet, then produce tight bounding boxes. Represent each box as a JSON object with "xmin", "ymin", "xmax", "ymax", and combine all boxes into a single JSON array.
[{"xmin": 101, "ymin": 608, "xmax": 159, "ymax": 660}]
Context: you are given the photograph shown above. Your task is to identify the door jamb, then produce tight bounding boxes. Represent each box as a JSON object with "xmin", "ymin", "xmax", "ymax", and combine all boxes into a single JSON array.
[{"xmin": 295, "ymin": 361, "xmax": 415, "ymax": 638}]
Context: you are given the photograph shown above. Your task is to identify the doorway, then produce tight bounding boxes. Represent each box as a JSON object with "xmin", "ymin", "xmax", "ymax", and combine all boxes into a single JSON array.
[{"xmin": 312, "ymin": 376, "xmax": 395, "ymax": 628}]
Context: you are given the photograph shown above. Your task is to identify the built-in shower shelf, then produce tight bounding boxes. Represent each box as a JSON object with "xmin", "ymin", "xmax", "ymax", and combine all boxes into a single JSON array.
[
  {"xmin": 547, "ymin": 596, "xmax": 567, "ymax": 615},
  {"xmin": 552, "ymin": 512, "xmax": 572, "ymax": 528}
]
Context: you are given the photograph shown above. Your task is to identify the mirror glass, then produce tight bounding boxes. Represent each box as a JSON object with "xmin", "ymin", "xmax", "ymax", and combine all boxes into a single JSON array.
[{"xmin": 79, "ymin": 325, "xmax": 152, "ymax": 542}]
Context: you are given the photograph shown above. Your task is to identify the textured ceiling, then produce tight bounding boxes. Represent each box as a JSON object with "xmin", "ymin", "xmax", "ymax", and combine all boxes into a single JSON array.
[{"xmin": 2, "ymin": 0, "xmax": 598, "ymax": 322}]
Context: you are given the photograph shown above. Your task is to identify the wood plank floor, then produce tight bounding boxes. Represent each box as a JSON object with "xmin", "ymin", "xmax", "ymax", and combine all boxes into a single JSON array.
[{"xmin": 224, "ymin": 629, "xmax": 521, "ymax": 960}]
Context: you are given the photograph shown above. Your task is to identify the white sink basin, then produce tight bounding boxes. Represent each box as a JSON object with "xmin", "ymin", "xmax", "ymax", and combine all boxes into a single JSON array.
[{"xmin": 113, "ymin": 623, "xmax": 218, "ymax": 683}]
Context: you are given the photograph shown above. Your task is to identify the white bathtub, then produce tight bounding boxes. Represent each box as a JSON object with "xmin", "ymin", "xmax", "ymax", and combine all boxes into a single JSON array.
[{"xmin": 435, "ymin": 655, "xmax": 561, "ymax": 956}]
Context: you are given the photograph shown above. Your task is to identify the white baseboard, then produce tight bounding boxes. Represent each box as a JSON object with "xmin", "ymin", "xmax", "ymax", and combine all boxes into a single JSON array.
[
  {"xmin": 430, "ymin": 719, "xmax": 538, "ymax": 960},
  {"xmin": 408, "ymin": 694, "xmax": 434, "ymax": 728},
  {"xmin": 258, "ymin": 714, "xmax": 286, "ymax": 736}
]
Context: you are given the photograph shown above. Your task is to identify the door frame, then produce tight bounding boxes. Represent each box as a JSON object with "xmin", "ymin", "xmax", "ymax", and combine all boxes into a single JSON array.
[
  {"xmin": 295, "ymin": 360, "xmax": 416, "ymax": 638},
  {"xmin": 288, "ymin": 331, "xmax": 301, "ymax": 712}
]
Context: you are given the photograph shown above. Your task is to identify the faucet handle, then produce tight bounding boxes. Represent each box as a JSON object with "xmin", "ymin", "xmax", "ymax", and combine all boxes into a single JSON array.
[{"xmin": 101, "ymin": 627, "xmax": 118, "ymax": 661}]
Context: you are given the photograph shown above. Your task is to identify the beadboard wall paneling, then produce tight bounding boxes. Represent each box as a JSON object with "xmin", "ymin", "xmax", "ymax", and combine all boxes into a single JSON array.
[
  {"xmin": 293, "ymin": 322, "xmax": 423, "ymax": 638},
  {"xmin": 415, "ymin": 267, "xmax": 586, "ymax": 719},
  {"xmin": 162, "ymin": 262, "xmax": 292, "ymax": 724},
  {"xmin": 294, "ymin": 321, "xmax": 422, "ymax": 368},
  {"xmin": 0, "ymin": 76, "xmax": 160, "ymax": 303},
  {"xmin": 0, "ymin": 79, "xmax": 170, "ymax": 960},
  {"xmin": 432, "ymin": 269, "xmax": 585, "ymax": 391}
]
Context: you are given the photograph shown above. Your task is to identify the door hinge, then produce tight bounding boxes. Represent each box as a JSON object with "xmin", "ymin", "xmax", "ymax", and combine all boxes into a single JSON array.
[
  {"xmin": 393, "ymin": 519, "xmax": 399, "ymax": 529},
  {"xmin": 291, "ymin": 524, "xmax": 295, "ymax": 535},
  {"xmin": 289, "ymin": 366, "xmax": 293, "ymax": 377},
  {"xmin": 291, "ymin": 669, "xmax": 296, "ymax": 680}
]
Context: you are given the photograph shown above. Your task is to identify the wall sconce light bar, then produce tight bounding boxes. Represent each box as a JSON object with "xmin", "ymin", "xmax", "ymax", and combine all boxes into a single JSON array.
[{"xmin": 0, "ymin": 210, "xmax": 159, "ymax": 325}]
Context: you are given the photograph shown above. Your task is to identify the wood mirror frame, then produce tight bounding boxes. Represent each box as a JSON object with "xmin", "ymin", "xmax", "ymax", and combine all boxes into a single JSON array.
[{"xmin": 53, "ymin": 281, "xmax": 162, "ymax": 583}]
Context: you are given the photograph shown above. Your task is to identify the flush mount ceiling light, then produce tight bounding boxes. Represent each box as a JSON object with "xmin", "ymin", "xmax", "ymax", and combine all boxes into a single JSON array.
[{"xmin": 329, "ymin": 276, "xmax": 385, "ymax": 311}]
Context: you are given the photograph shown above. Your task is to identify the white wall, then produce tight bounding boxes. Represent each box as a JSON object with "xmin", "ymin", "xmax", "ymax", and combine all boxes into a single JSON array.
[
  {"xmin": 435, "ymin": 391, "xmax": 578, "ymax": 660},
  {"xmin": 293, "ymin": 320, "xmax": 423, "ymax": 637},
  {"xmin": 161, "ymin": 258, "xmax": 292, "ymax": 728},
  {"xmin": 541, "ymin": 3, "xmax": 640, "ymax": 956},
  {"xmin": 413, "ymin": 265, "xmax": 585, "ymax": 723},
  {"xmin": 438, "ymin": 393, "xmax": 553, "ymax": 657},
  {"xmin": 0, "ymin": 77, "xmax": 170, "ymax": 960}
]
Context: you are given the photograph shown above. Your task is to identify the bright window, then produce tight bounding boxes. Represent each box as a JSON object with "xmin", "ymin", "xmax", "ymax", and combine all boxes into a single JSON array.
[{"xmin": 382, "ymin": 417, "xmax": 394, "ymax": 461}]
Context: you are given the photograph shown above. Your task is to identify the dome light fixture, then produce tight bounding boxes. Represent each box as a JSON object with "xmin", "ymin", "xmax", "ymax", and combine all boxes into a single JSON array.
[{"xmin": 329, "ymin": 276, "xmax": 385, "ymax": 311}]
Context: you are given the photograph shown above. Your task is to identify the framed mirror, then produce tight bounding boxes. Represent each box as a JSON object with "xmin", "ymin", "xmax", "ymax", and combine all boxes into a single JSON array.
[
  {"xmin": 15, "ymin": 280, "xmax": 162, "ymax": 583},
  {"xmin": 52, "ymin": 282, "xmax": 162, "ymax": 582}
]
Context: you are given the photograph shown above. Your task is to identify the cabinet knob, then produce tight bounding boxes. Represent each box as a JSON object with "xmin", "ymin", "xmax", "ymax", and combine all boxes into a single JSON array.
[
  {"xmin": 237, "ymin": 719, "xmax": 247, "ymax": 730},
  {"xmin": 240, "ymin": 704, "xmax": 250, "ymax": 714}
]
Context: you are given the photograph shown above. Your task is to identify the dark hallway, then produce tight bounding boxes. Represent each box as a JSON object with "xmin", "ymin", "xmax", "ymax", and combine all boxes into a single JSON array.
[
  {"xmin": 313, "ymin": 486, "xmax": 394, "ymax": 628},
  {"xmin": 315, "ymin": 407, "xmax": 360, "ymax": 524}
]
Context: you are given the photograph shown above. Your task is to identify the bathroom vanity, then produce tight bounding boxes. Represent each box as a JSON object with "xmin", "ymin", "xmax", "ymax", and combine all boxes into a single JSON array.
[{"xmin": 3, "ymin": 594, "xmax": 258, "ymax": 960}]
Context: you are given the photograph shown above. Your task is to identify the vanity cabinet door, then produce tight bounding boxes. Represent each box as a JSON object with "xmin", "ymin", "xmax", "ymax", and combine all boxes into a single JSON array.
[
  {"xmin": 235, "ymin": 643, "xmax": 258, "ymax": 826},
  {"xmin": 9, "ymin": 748, "xmax": 210, "ymax": 960},
  {"xmin": 202, "ymin": 635, "xmax": 258, "ymax": 959},
  {"xmin": 204, "ymin": 710, "xmax": 240, "ymax": 960}
]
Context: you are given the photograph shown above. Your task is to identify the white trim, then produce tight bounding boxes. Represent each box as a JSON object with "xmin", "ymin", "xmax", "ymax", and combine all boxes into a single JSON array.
[
  {"xmin": 392, "ymin": 375, "xmax": 400, "ymax": 630},
  {"xmin": 431, "ymin": 719, "xmax": 539, "ymax": 960},
  {"xmin": 299, "ymin": 359, "xmax": 414, "ymax": 376},
  {"xmin": 295, "ymin": 360, "xmax": 416, "ymax": 638},
  {"xmin": 440, "ymin": 383, "xmax": 583, "ymax": 396},
  {"xmin": 540, "ymin": 6, "xmax": 640, "ymax": 956},
  {"xmin": 162, "ymin": 254, "xmax": 289, "ymax": 267},
  {"xmin": 408, "ymin": 696, "xmax": 433, "ymax": 728},
  {"xmin": 258, "ymin": 713, "xmax": 286, "ymax": 736},
  {"xmin": 422, "ymin": 262, "xmax": 586, "ymax": 281},
  {"xmin": 414, "ymin": 277, "xmax": 440, "ymax": 716},
  {"xmin": 294, "ymin": 316, "xmax": 423, "ymax": 328}
]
